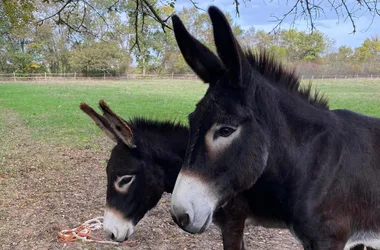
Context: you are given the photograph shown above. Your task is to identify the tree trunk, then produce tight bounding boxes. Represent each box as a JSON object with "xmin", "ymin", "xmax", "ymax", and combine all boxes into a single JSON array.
[{"xmin": 142, "ymin": 56, "xmax": 146, "ymax": 76}]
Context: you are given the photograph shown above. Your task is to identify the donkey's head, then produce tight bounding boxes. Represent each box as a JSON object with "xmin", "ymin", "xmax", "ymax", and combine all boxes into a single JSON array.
[
  {"xmin": 81, "ymin": 101, "xmax": 165, "ymax": 242},
  {"xmin": 170, "ymin": 7, "xmax": 270, "ymax": 234}
]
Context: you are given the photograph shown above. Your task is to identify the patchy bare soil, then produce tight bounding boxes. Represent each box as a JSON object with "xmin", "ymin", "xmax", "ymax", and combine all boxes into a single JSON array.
[{"xmin": 0, "ymin": 108, "xmax": 302, "ymax": 250}]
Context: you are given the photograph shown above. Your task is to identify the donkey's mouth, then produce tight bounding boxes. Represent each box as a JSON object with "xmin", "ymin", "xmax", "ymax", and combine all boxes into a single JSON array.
[
  {"xmin": 197, "ymin": 213, "xmax": 212, "ymax": 234},
  {"xmin": 179, "ymin": 211, "xmax": 212, "ymax": 234}
]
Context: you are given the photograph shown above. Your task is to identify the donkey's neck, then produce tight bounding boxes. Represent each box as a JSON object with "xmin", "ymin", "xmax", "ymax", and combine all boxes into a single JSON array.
[
  {"xmin": 131, "ymin": 118, "xmax": 189, "ymax": 193},
  {"xmin": 262, "ymin": 84, "xmax": 333, "ymax": 145},
  {"xmin": 247, "ymin": 84, "xmax": 336, "ymax": 218},
  {"xmin": 257, "ymin": 83, "xmax": 336, "ymax": 169}
]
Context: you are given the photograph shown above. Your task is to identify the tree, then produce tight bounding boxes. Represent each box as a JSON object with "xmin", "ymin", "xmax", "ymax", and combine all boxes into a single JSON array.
[
  {"xmin": 240, "ymin": 27, "xmax": 256, "ymax": 49},
  {"xmin": 325, "ymin": 45, "xmax": 354, "ymax": 63},
  {"xmin": 338, "ymin": 46, "xmax": 354, "ymax": 60},
  {"xmin": 27, "ymin": 22, "xmax": 71, "ymax": 73},
  {"xmin": 0, "ymin": 21, "xmax": 36, "ymax": 72},
  {"xmin": 354, "ymin": 36, "xmax": 380, "ymax": 62},
  {"xmin": 298, "ymin": 31, "xmax": 327, "ymax": 61},
  {"xmin": 1, "ymin": 0, "xmax": 35, "ymax": 29},
  {"xmin": 252, "ymin": 30, "xmax": 277, "ymax": 49},
  {"xmin": 69, "ymin": 41, "xmax": 130, "ymax": 76},
  {"xmin": 1, "ymin": 1, "xmax": 40, "ymax": 73},
  {"xmin": 243, "ymin": 29, "xmax": 328, "ymax": 62}
]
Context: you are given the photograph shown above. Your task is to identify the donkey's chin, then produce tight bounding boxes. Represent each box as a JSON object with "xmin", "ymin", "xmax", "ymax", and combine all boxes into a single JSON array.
[{"xmin": 103, "ymin": 207, "xmax": 135, "ymax": 242}]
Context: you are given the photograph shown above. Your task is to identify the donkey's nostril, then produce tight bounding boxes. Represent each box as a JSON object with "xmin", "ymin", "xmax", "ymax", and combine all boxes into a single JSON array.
[
  {"xmin": 178, "ymin": 213, "xmax": 190, "ymax": 228},
  {"xmin": 171, "ymin": 205, "xmax": 192, "ymax": 229},
  {"xmin": 110, "ymin": 233, "xmax": 115, "ymax": 240}
]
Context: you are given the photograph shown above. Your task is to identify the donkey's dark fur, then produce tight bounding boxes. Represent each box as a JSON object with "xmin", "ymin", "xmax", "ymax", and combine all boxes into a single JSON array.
[
  {"xmin": 170, "ymin": 6, "xmax": 379, "ymax": 250},
  {"xmin": 81, "ymin": 101, "xmax": 249, "ymax": 250}
]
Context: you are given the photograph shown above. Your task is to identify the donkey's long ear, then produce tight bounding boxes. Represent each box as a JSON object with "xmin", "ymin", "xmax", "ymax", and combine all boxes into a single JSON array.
[
  {"xmin": 208, "ymin": 6, "xmax": 249, "ymax": 87},
  {"xmin": 80, "ymin": 102, "xmax": 118, "ymax": 143},
  {"xmin": 98, "ymin": 100, "xmax": 136, "ymax": 148},
  {"xmin": 172, "ymin": 15, "xmax": 224, "ymax": 83}
]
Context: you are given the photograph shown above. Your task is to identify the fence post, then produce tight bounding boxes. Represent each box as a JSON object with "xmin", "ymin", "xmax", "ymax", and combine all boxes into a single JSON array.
[
  {"xmin": 371, "ymin": 74, "xmax": 373, "ymax": 79},
  {"xmin": 172, "ymin": 72, "xmax": 174, "ymax": 80},
  {"xmin": 44, "ymin": 72, "xmax": 47, "ymax": 81},
  {"xmin": 74, "ymin": 72, "xmax": 77, "ymax": 80},
  {"xmin": 104, "ymin": 72, "xmax": 106, "ymax": 80},
  {"xmin": 311, "ymin": 75, "xmax": 314, "ymax": 80},
  {"xmin": 322, "ymin": 75, "xmax": 324, "ymax": 80},
  {"xmin": 356, "ymin": 74, "xmax": 358, "ymax": 80},
  {"xmin": 335, "ymin": 75, "xmax": 337, "ymax": 81},
  {"xmin": 13, "ymin": 72, "xmax": 16, "ymax": 82}
]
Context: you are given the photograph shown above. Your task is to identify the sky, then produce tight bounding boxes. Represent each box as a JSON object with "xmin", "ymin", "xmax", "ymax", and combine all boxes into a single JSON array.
[{"xmin": 174, "ymin": 0, "xmax": 380, "ymax": 50}]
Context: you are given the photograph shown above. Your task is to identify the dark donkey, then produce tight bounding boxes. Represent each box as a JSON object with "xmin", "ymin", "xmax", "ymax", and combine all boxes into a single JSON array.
[
  {"xmin": 170, "ymin": 6, "xmax": 380, "ymax": 250},
  {"xmin": 80, "ymin": 100, "xmax": 249, "ymax": 249}
]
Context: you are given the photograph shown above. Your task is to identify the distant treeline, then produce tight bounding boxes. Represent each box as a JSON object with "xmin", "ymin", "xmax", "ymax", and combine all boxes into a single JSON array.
[{"xmin": 1, "ymin": 3, "xmax": 379, "ymax": 76}]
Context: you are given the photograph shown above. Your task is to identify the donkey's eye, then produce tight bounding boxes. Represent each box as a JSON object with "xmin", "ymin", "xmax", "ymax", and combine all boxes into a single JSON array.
[
  {"xmin": 119, "ymin": 176, "xmax": 133, "ymax": 186},
  {"xmin": 114, "ymin": 175, "xmax": 135, "ymax": 194},
  {"xmin": 217, "ymin": 127, "xmax": 236, "ymax": 137}
]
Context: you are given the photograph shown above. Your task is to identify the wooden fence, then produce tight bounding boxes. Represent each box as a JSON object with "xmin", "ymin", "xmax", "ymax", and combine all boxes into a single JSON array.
[
  {"xmin": 1, "ymin": 72, "xmax": 380, "ymax": 82},
  {"xmin": 0, "ymin": 73, "xmax": 198, "ymax": 82}
]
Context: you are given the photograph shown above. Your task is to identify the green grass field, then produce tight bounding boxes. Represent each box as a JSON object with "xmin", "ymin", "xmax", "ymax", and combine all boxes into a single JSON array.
[{"xmin": 1, "ymin": 79, "xmax": 380, "ymax": 147}]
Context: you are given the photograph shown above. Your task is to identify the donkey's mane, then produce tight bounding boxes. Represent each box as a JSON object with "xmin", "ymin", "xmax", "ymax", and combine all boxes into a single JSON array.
[
  {"xmin": 128, "ymin": 118, "xmax": 188, "ymax": 176},
  {"xmin": 129, "ymin": 117, "xmax": 188, "ymax": 135},
  {"xmin": 245, "ymin": 49, "xmax": 329, "ymax": 109}
]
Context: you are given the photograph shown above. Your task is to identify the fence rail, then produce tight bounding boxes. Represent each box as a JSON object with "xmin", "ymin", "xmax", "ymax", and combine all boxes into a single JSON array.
[
  {"xmin": 301, "ymin": 74, "xmax": 380, "ymax": 80},
  {"xmin": 0, "ymin": 73, "xmax": 199, "ymax": 82},
  {"xmin": 1, "ymin": 72, "xmax": 380, "ymax": 82}
]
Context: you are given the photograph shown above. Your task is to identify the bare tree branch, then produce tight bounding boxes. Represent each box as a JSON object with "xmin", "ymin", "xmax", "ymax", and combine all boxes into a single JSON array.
[
  {"xmin": 141, "ymin": 0, "xmax": 172, "ymax": 31},
  {"xmin": 36, "ymin": 0, "xmax": 380, "ymax": 46},
  {"xmin": 270, "ymin": 0, "xmax": 301, "ymax": 33},
  {"xmin": 189, "ymin": 0, "xmax": 205, "ymax": 11},
  {"xmin": 107, "ymin": 0, "xmax": 121, "ymax": 12},
  {"xmin": 37, "ymin": 0, "xmax": 73, "ymax": 25},
  {"xmin": 341, "ymin": 0, "xmax": 357, "ymax": 33},
  {"xmin": 130, "ymin": 0, "xmax": 141, "ymax": 52},
  {"xmin": 82, "ymin": 0, "xmax": 117, "ymax": 38},
  {"xmin": 234, "ymin": 0, "xmax": 240, "ymax": 16},
  {"xmin": 305, "ymin": 0, "xmax": 316, "ymax": 30},
  {"xmin": 269, "ymin": 0, "xmax": 372, "ymax": 33}
]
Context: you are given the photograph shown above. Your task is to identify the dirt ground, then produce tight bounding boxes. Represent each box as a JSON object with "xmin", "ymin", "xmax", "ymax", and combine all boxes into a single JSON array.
[{"xmin": 0, "ymin": 109, "xmax": 302, "ymax": 250}]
